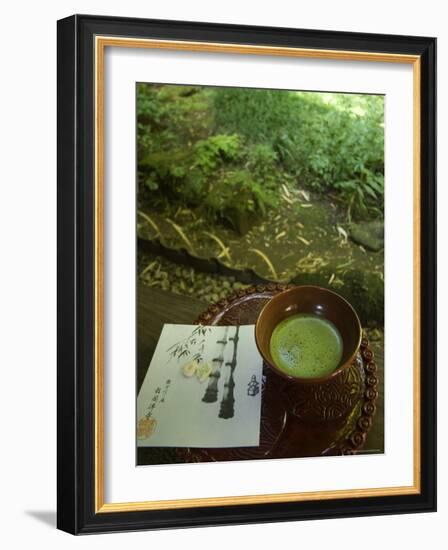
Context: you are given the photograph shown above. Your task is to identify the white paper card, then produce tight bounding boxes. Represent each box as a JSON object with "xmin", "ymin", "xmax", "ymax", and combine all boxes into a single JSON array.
[{"xmin": 137, "ymin": 324, "xmax": 263, "ymax": 448}]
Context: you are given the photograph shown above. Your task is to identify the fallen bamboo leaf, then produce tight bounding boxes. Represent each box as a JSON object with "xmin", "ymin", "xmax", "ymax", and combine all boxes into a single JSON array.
[
  {"xmin": 300, "ymin": 204, "xmax": 312, "ymax": 208},
  {"xmin": 337, "ymin": 259, "xmax": 354, "ymax": 270},
  {"xmin": 165, "ymin": 218, "xmax": 195, "ymax": 251},
  {"xmin": 217, "ymin": 249, "xmax": 231, "ymax": 261},
  {"xmin": 137, "ymin": 210, "xmax": 160, "ymax": 237},
  {"xmin": 328, "ymin": 273, "xmax": 335, "ymax": 285},
  {"xmin": 275, "ymin": 230, "xmax": 287, "ymax": 240},
  {"xmin": 249, "ymin": 248, "xmax": 278, "ymax": 280},
  {"xmin": 296, "ymin": 252, "xmax": 328, "ymax": 273},
  {"xmin": 298, "ymin": 189, "xmax": 310, "ymax": 201},
  {"xmin": 332, "ymin": 276, "xmax": 344, "ymax": 287},
  {"xmin": 282, "ymin": 183, "xmax": 291, "ymax": 197},
  {"xmin": 140, "ymin": 260, "xmax": 157, "ymax": 278},
  {"xmin": 336, "ymin": 225, "xmax": 348, "ymax": 243},
  {"xmin": 282, "ymin": 194, "xmax": 294, "ymax": 205},
  {"xmin": 179, "ymin": 208, "xmax": 195, "ymax": 218},
  {"xmin": 296, "ymin": 222, "xmax": 304, "ymax": 229},
  {"xmin": 203, "ymin": 231, "xmax": 232, "ymax": 262},
  {"xmin": 298, "ymin": 236, "xmax": 311, "ymax": 246}
]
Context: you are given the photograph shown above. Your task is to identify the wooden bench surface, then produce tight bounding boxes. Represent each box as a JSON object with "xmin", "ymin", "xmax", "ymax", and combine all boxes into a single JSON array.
[{"xmin": 137, "ymin": 283, "xmax": 384, "ymax": 459}]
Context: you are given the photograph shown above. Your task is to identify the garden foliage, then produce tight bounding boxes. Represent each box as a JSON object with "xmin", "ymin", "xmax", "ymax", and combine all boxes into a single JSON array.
[{"xmin": 137, "ymin": 84, "xmax": 384, "ymax": 224}]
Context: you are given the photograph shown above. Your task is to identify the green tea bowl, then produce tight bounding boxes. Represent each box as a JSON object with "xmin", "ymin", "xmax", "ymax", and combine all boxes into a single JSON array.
[{"xmin": 255, "ymin": 285, "xmax": 362, "ymax": 385}]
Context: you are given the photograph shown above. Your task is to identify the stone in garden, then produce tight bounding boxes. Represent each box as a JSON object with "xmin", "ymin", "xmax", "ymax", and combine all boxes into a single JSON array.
[{"xmin": 349, "ymin": 221, "xmax": 384, "ymax": 251}]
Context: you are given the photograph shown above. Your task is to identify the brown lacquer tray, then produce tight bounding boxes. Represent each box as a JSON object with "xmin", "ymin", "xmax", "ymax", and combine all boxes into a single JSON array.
[{"xmin": 179, "ymin": 284, "xmax": 379, "ymax": 463}]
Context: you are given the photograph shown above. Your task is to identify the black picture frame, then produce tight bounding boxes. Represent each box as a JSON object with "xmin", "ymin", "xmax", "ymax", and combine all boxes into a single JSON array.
[{"xmin": 57, "ymin": 14, "xmax": 436, "ymax": 534}]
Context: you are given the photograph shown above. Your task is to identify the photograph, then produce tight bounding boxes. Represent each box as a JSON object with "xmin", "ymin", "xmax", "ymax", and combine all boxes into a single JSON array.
[
  {"xmin": 136, "ymin": 83, "xmax": 385, "ymax": 466},
  {"xmin": 56, "ymin": 13, "xmax": 436, "ymax": 533}
]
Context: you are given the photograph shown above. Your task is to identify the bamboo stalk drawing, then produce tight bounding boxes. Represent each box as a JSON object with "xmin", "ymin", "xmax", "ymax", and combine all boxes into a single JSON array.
[
  {"xmin": 202, "ymin": 326, "xmax": 229, "ymax": 403},
  {"xmin": 219, "ymin": 326, "xmax": 240, "ymax": 419}
]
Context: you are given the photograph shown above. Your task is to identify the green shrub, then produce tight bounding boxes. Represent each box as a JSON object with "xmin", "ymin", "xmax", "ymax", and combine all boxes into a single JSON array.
[
  {"xmin": 204, "ymin": 169, "xmax": 274, "ymax": 218},
  {"xmin": 192, "ymin": 134, "xmax": 241, "ymax": 171},
  {"xmin": 212, "ymin": 87, "xmax": 296, "ymax": 143},
  {"xmin": 139, "ymin": 131, "xmax": 274, "ymax": 224},
  {"xmin": 212, "ymin": 88, "xmax": 384, "ymax": 220}
]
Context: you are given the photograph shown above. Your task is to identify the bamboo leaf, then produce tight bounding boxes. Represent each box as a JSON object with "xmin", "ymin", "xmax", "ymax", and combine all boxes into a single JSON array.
[
  {"xmin": 165, "ymin": 218, "xmax": 195, "ymax": 252},
  {"xmin": 203, "ymin": 231, "xmax": 232, "ymax": 261},
  {"xmin": 297, "ymin": 236, "xmax": 311, "ymax": 246},
  {"xmin": 139, "ymin": 260, "xmax": 157, "ymax": 278},
  {"xmin": 137, "ymin": 210, "xmax": 160, "ymax": 237},
  {"xmin": 248, "ymin": 248, "xmax": 278, "ymax": 280}
]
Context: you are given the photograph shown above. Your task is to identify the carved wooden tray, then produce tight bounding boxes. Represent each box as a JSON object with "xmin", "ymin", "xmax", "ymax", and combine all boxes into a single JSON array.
[{"xmin": 179, "ymin": 284, "xmax": 379, "ymax": 463}]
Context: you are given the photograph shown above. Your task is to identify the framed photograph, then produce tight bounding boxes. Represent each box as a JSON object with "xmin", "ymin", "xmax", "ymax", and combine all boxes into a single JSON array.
[{"xmin": 57, "ymin": 14, "xmax": 436, "ymax": 534}]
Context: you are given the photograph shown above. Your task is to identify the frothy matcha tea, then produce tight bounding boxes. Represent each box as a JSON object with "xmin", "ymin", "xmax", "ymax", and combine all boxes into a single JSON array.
[{"xmin": 270, "ymin": 313, "xmax": 343, "ymax": 378}]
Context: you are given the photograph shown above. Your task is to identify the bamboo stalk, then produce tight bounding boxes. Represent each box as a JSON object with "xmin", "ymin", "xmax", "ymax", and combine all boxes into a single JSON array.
[
  {"xmin": 202, "ymin": 327, "xmax": 229, "ymax": 403},
  {"xmin": 219, "ymin": 326, "xmax": 240, "ymax": 419}
]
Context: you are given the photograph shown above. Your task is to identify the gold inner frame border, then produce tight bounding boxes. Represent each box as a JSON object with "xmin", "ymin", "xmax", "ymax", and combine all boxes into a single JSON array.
[{"xmin": 94, "ymin": 35, "xmax": 421, "ymax": 513}]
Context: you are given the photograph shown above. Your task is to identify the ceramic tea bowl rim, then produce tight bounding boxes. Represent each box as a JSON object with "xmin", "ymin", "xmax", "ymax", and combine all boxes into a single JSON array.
[{"xmin": 255, "ymin": 285, "xmax": 362, "ymax": 385}]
